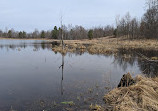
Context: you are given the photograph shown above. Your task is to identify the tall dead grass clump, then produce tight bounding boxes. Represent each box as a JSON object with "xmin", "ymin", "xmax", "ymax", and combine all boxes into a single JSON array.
[{"xmin": 104, "ymin": 75, "xmax": 158, "ymax": 111}]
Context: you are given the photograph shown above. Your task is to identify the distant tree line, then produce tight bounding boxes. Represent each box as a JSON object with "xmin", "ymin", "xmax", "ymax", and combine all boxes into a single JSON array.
[
  {"xmin": 115, "ymin": 0, "xmax": 158, "ymax": 39},
  {"xmin": 0, "ymin": 0, "xmax": 157, "ymax": 40},
  {"xmin": 0, "ymin": 25, "xmax": 114, "ymax": 40}
]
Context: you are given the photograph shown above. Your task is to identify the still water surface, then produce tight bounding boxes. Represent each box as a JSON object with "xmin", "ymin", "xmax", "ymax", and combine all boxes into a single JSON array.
[{"xmin": 0, "ymin": 39, "xmax": 156, "ymax": 110}]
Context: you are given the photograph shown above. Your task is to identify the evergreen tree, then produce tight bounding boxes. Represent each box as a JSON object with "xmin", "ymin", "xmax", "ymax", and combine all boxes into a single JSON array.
[
  {"xmin": 23, "ymin": 31, "xmax": 26, "ymax": 38},
  {"xmin": 41, "ymin": 30, "xmax": 45, "ymax": 38},
  {"xmin": 88, "ymin": 30, "xmax": 93, "ymax": 40},
  {"xmin": 8, "ymin": 30, "xmax": 12, "ymax": 38},
  {"xmin": 19, "ymin": 31, "xmax": 23, "ymax": 38},
  {"xmin": 51, "ymin": 26, "xmax": 59, "ymax": 39}
]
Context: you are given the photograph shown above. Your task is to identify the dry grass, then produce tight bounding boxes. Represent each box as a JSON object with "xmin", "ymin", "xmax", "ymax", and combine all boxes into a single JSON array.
[
  {"xmin": 51, "ymin": 36, "xmax": 158, "ymax": 55},
  {"xmin": 103, "ymin": 75, "xmax": 158, "ymax": 111},
  {"xmin": 5, "ymin": 36, "xmax": 156, "ymax": 55},
  {"xmin": 87, "ymin": 43, "xmax": 117, "ymax": 55},
  {"xmin": 52, "ymin": 43, "xmax": 86, "ymax": 55}
]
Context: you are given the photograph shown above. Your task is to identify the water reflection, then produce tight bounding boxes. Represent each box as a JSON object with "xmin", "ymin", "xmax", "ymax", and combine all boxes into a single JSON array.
[
  {"xmin": 59, "ymin": 54, "xmax": 64, "ymax": 95},
  {"xmin": 0, "ymin": 41, "xmax": 52, "ymax": 51},
  {"xmin": 0, "ymin": 39, "xmax": 158, "ymax": 110},
  {"xmin": 113, "ymin": 48, "xmax": 138, "ymax": 71},
  {"xmin": 115, "ymin": 48, "xmax": 158, "ymax": 77},
  {"xmin": 0, "ymin": 39, "xmax": 158, "ymax": 77},
  {"xmin": 1, "ymin": 40, "xmax": 158, "ymax": 77}
]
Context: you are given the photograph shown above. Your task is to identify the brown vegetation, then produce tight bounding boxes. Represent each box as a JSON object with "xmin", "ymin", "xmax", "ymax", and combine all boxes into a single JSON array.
[
  {"xmin": 117, "ymin": 73, "xmax": 135, "ymax": 87},
  {"xmin": 51, "ymin": 36, "xmax": 158, "ymax": 55},
  {"xmin": 103, "ymin": 74, "xmax": 158, "ymax": 111}
]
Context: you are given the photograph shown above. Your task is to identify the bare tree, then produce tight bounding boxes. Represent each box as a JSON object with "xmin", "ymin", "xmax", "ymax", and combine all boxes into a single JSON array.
[
  {"xmin": 115, "ymin": 15, "xmax": 120, "ymax": 43},
  {"xmin": 141, "ymin": 0, "xmax": 158, "ymax": 38},
  {"xmin": 60, "ymin": 15, "xmax": 64, "ymax": 50}
]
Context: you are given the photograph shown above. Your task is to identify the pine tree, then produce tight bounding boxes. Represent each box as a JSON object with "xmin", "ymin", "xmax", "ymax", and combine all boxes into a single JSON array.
[
  {"xmin": 41, "ymin": 30, "xmax": 45, "ymax": 38},
  {"xmin": 51, "ymin": 26, "xmax": 59, "ymax": 39},
  {"xmin": 88, "ymin": 30, "xmax": 93, "ymax": 40}
]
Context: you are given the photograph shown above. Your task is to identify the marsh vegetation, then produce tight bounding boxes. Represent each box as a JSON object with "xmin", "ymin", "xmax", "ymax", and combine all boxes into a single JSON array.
[
  {"xmin": 0, "ymin": 38, "xmax": 158, "ymax": 110},
  {"xmin": 0, "ymin": 0, "xmax": 157, "ymax": 110}
]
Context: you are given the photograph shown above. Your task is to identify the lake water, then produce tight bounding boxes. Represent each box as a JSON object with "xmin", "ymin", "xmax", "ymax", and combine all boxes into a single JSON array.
[{"xmin": 0, "ymin": 39, "xmax": 157, "ymax": 111}]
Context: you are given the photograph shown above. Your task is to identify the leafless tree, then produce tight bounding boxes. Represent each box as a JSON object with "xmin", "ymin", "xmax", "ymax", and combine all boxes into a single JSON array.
[{"xmin": 141, "ymin": 0, "xmax": 158, "ymax": 38}]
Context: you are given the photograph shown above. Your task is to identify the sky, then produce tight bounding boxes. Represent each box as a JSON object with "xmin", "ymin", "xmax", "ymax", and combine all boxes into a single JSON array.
[{"xmin": 0, "ymin": 0, "xmax": 146, "ymax": 32}]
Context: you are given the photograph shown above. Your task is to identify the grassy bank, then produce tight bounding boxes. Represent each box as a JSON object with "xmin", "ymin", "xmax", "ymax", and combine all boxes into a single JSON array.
[
  {"xmin": 51, "ymin": 36, "xmax": 158, "ymax": 55},
  {"xmin": 1, "ymin": 36, "xmax": 158, "ymax": 55},
  {"xmin": 51, "ymin": 37, "xmax": 158, "ymax": 110},
  {"xmin": 103, "ymin": 75, "xmax": 158, "ymax": 111}
]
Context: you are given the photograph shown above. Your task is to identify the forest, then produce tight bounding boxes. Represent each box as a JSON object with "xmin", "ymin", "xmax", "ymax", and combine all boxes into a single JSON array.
[{"xmin": 0, "ymin": 0, "xmax": 157, "ymax": 40}]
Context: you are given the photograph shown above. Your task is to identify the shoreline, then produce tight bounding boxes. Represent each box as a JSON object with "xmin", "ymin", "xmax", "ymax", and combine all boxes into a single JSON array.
[
  {"xmin": 0, "ymin": 37, "xmax": 53, "ymax": 41},
  {"xmin": 1, "ymin": 37, "xmax": 158, "ymax": 110},
  {"xmin": 103, "ymin": 74, "xmax": 158, "ymax": 111},
  {"xmin": 1, "ymin": 36, "xmax": 158, "ymax": 57},
  {"xmin": 50, "ymin": 36, "xmax": 158, "ymax": 55}
]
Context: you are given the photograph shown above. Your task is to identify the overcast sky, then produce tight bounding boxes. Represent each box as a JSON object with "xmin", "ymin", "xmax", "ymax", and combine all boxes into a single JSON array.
[{"xmin": 0, "ymin": 0, "xmax": 146, "ymax": 32}]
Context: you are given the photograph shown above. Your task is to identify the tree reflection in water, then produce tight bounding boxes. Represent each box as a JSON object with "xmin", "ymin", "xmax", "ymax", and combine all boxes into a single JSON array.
[
  {"xmin": 114, "ymin": 48, "xmax": 158, "ymax": 77},
  {"xmin": 1, "ymin": 41, "xmax": 158, "ymax": 77},
  {"xmin": 59, "ymin": 53, "xmax": 64, "ymax": 95}
]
